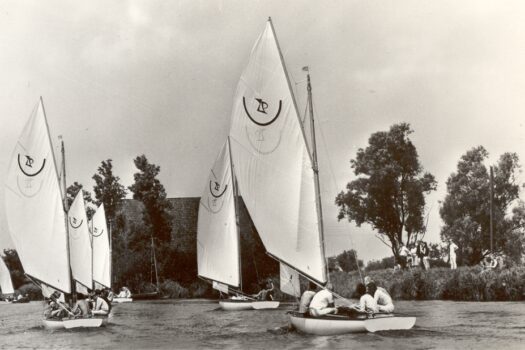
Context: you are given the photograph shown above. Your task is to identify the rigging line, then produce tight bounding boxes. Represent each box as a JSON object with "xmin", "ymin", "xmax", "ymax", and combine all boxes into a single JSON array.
[{"xmin": 312, "ymin": 96, "xmax": 364, "ymax": 282}]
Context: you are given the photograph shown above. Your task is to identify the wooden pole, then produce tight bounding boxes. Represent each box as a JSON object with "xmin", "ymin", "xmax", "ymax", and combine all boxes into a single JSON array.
[{"xmin": 490, "ymin": 166, "xmax": 494, "ymax": 253}]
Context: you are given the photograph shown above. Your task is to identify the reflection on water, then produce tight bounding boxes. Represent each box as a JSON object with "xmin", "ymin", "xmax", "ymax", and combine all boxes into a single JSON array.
[{"xmin": 0, "ymin": 300, "xmax": 524, "ymax": 349}]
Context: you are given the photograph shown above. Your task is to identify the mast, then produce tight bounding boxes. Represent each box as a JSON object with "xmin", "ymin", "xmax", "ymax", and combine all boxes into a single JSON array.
[
  {"xmin": 227, "ymin": 136, "xmax": 243, "ymax": 292},
  {"xmin": 489, "ymin": 166, "xmax": 494, "ymax": 253},
  {"xmin": 305, "ymin": 69, "xmax": 329, "ymax": 283},
  {"xmin": 109, "ymin": 220, "xmax": 112, "ymax": 290},
  {"xmin": 60, "ymin": 138, "xmax": 76, "ymax": 303}
]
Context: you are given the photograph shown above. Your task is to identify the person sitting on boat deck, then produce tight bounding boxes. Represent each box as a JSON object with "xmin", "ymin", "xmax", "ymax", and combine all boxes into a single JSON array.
[
  {"xmin": 92, "ymin": 290, "xmax": 110, "ymax": 316},
  {"xmin": 351, "ymin": 283, "xmax": 378, "ymax": 314},
  {"xmin": 100, "ymin": 289, "xmax": 113, "ymax": 313},
  {"xmin": 309, "ymin": 282, "xmax": 337, "ymax": 317},
  {"xmin": 72, "ymin": 292, "xmax": 92, "ymax": 317},
  {"xmin": 105, "ymin": 288, "xmax": 115, "ymax": 302},
  {"xmin": 117, "ymin": 286, "xmax": 132, "ymax": 298},
  {"xmin": 43, "ymin": 300, "xmax": 61, "ymax": 319},
  {"xmin": 253, "ymin": 278, "xmax": 275, "ymax": 301},
  {"xmin": 367, "ymin": 282, "xmax": 395, "ymax": 313},
  {"xmin": 298, "ymin": 282, "xmax": 317, "ymax": 314}
]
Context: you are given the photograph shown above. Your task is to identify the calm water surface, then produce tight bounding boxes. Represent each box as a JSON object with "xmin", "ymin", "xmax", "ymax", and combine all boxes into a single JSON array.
[{"xmin": 1, "ymin": 300, "xmax": 523, "ymax": 349}]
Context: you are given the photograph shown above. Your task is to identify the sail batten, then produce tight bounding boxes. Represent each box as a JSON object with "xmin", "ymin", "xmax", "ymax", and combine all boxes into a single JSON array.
[
  {"xmin": 4, "ymin": 100, "xmax": 71, "ymax": 293},
  {"xmin": 228, "ymin": 20, "xmax": 327, "ymax": 284},
  {"xmin": 197, "ymin": 141, "xmax": 240, "ymax": 287}
]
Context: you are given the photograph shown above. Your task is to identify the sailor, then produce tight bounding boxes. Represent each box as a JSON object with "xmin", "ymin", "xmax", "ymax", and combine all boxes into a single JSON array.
[
  {"xmin": 72, "ymin": 292, "xmax": 91, "ymax": 317},
  {"xmin": 298, "ymin": 282, "xmax": 317, "ymax": 314},
  {"xmin": 352, "ymin": 283, "xmax": 378, "ymax": 313},
  {"xmin": 309, "ymin": 283, "xmax": 337, "ymax": 317},
  {"xmin": 367, "ymin": 282, "xmax": 394, "ymax": 313},
  {"xmin": 92, "ymin": 290, "xmax": 110, "ymax": 316},
  {"xmin": 253, "ymin": 278, "xmax": 275, "ymax": 301},
  {"xmin": 117, "ymin": 286, "xmax": 132, "ymax": 298}
]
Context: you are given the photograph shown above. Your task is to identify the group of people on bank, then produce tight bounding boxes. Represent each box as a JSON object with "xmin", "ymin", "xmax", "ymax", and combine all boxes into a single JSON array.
[
  {"xmin": 43, "ymin": 288, "xmax": 114, "ymax": 320},
  {"xmin": 298, "ymin": 276, "xmax": 394, "ymax": 317},
  {"xmin": 398, "ymin": 240, "xmax": 431, "ymax": 270}
]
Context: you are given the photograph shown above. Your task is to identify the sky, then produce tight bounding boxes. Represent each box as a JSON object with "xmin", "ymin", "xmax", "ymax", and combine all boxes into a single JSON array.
[{"xmin": 0, "ymin": 0, "xmax": 524, "ymax": 263}]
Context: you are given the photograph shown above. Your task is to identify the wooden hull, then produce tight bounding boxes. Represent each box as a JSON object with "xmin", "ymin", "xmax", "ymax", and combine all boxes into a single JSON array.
[
  {"xmin": 112, "ymin": 297, "xmax": 133, "ymax": 304},
  {"xmin": 289, "ymin": 312, "xmax": 416, "ymax": 335},
  {"xmin": 43, "ymin": 317, "xmax": 107, "ymax": 330},
  {"xmin": 219, "ymin": 300, "xmax": 280, "ymax": 311}
]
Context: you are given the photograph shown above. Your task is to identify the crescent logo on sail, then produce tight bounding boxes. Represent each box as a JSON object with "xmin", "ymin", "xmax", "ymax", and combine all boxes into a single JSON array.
[
  {"xmin": 15, "ymin": 154, "xmax": 47, "ymax": 197},
  {"xmin": 243, "ymin": 97, "xmax": 282, "ymax": 126},
  {"xmin": 207, "ymin": 180, "xmax": 228, "ymax": 214},
  {"xmin": 69, "ymin": 216, "xmax": 83, "ymax": 229},
  {"xmin": 92, "ymin": 227, "xmax": 104, "ymax": 237},
  {"xmin": 243, "ymin": 96, "xmax": 283, "ymax": 155},
  {"xmin": 17, "ymin": 154, "xmax": 46, "ymax": 177}
]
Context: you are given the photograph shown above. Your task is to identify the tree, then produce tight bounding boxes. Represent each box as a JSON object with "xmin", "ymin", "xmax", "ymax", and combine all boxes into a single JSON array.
[
  {"xmin": 92, "ymin": 159, "xmax": 127, "ymax": 226},
  {"xmin": 328, "ymin": 250, "xmax": 363, "ymax": 272},
  {"xmin": 128, "ymin": 155, "xmax": 173, "ymax": 243},
  {"xmin": 336, "ymin": 123, "xmax": 437, "ymax": 260},
  {"xmin": 439, "ymin": 146, "xmax": 523, "ymax": 265},
  {"xmin": 2, "ymin": 249, "xmax": 26, "ymax": 289},
  {"xmin": 66, "ymin": 181, "xmax": 95, "ymax": 219}
]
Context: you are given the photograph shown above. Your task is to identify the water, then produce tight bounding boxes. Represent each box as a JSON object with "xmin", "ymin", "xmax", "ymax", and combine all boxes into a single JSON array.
[{"xmin": 1, "ymin": 300, "xmax": 524, "ymax": 349}]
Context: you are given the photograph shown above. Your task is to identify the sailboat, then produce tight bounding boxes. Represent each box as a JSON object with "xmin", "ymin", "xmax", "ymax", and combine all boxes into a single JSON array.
[
  {"xmin": 197, "ymin": 140, "xmax": 279, "ymax": 310},
  {"xmin": 4, "ymin": 98, "xmax": 106, "ymax": 329},
  {"xmin": 0, "ymin": 256, "xmax": 15, "ymax": 301},
  {"xmin": 91, "ymin": 204, "xmax": 111, "ymax": 291},
  {"xmin": 228, "ymin": 18, "xmax": 416, "ymax": 334}
]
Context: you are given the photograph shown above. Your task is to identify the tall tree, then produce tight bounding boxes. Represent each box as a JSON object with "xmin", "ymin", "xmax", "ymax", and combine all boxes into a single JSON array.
[
  {"xmin": 336, "ymin": 123, "xmax": 436, "ymax": 260},
  {"xmin": 128, "ymin": 155, "xmax": 173, "ymax": 243},
  {"xmin": 440, "ymin": 147, "xmax": 523, "ymax": 264},
  {"xmin": 92, "ymin": 159, "xmax": 127, "ymax": 226}
]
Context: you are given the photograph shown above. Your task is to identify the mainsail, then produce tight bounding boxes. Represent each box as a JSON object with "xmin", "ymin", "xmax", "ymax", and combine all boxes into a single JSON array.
[
  {"xmin": 68, "ymin": 190, "xmax": 92, "ymax": 290},
  {"xmin": 197, "ymin": 140, "xmax": 240, "ymax": 287},
  {"xmin": 91, "ymin": 204, "xmax": 111, "ymax": 289},
  {"xmin": 4, "ymin": 99, "xmax": 71, "ymax": 293},
  {"xmin": 0, "ymin": 257, "xmax": 15, "ymax": 295},
  {"xmin": 228, "ymin": 20, "xmax": 327, "ymax": 284}
]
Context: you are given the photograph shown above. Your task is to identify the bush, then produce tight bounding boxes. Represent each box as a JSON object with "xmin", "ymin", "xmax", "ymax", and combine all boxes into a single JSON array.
[
  {"xmin": 17, "ymin": 283, "xmax": 42, "ymax": 301},
  {"xmin": 159, "ymin": 280, "xmax": 189, "ymax": 298}
]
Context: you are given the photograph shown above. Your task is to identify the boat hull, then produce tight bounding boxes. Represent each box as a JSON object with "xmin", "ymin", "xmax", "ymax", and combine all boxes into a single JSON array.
[
  {"xmin": 289, "ymin": 312, "xmax": 416, "ymax": 335},
  {"xmin": 43, "ymin": 317, "xmax": 107, "ymax": 330},
  {"xmin": 112, "ymin": 297, "xmax": 133, "ymax": 304},
  {"xmin": 219, "ymin": 300, "xmax": 280, "ymax": 311}
]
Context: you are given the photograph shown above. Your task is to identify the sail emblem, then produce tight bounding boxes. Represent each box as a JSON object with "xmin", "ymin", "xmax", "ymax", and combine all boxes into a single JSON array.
[
  {"xmin": 92, "ymin": 226, "xmax": 104, "ymax": 237},
  {"xmin": 15, "ymin": 154, "xmax": 47, "ymax": 197},
  {"xmin": 207, "ymin": 180, "xmax": 228, "ymax": 214},
  {"xmin": 68, "ymin": 216, "xmax": 84, "ymax": 239},
  {"xmin": 243, "ymin": 97, "xmax": 283, "ymax": 155}
]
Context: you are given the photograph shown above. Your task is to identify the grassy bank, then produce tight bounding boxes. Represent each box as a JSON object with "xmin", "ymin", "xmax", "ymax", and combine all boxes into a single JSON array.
[{"xmin": 330, "ymin": 266, "xmax": 525, "ymax": 301}]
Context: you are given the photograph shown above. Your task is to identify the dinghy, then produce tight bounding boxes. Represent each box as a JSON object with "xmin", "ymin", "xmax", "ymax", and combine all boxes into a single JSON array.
[
  {"xmin": 228, "ymin": 19, "xmax": 416, "ymax": 335},
  {"xmin": 4, "ymin": 98, "xmax": 106, "ymax": 329},
  {"xmin": 197, "ymin": 141, "xmax": 278, "ymax": 310},
  {"xmin": 43, "ymin": 317, "xmax": 107, "ymax": 330}
]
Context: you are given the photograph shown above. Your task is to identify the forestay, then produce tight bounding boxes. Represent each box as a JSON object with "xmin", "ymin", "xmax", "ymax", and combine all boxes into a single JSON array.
[
  {"xmin": 4, "ymin": 99, "xmax": 71, "ymax": 293},
  {"xmin": 0, "ymin": 257, "xmax": 14, "ymax": 295},
  {"xmin": 92, "ymin": 204, "xmax": 111, "ymax": 288},
  {"xmin": 197, "ymin": 140, "xmax": 239, "ymax": 287},
  {"xmin": 68, "ymin": 187, "xmax": 92, "ymax": 290},
  {"xmin": 228, "ymin": 20, "xmax": 326, "ymax": 284}
]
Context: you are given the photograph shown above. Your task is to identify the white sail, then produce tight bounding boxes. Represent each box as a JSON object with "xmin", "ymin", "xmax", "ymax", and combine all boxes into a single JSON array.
[
  {"xmin": 91, "ymin": 204, "xmax": 111, "ymax": 288},
  {"xmin": 228, "ymin": 20, "xmax": 326, "ymax": 283},
  {"xmin": 197, "ymin": 140, "xmax": 240, "ymax": 287},
  {"xmin": 0, "ymin": 257, "xmax": 14, "ymax": 295},
  {"xmin": 68, "ymin": 190, "xmax": 92, "ymax": 290},
  {"xmin": 279, "ymin": 263, "xmax": 300, "ymax": 298},
  {"xmin": 4, "ymin": 99, "xmax": 71, "ymax": 293}
]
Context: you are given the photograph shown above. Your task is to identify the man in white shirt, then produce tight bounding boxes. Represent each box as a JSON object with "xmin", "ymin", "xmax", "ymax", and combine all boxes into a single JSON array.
[
  {"xmin": 309, "ymin": 283, "xmax": 337, "ymax": 317},
  {"xmin": 398, "ymin": 243, "xmax": 411, "ymax": 269},
  {"xmin": 367, "ymin": 282, "xmax": 394, "ymax": 313},
  {"xmin": 449, "ymin": 241, "xmax": 459, "ymax": 270}
]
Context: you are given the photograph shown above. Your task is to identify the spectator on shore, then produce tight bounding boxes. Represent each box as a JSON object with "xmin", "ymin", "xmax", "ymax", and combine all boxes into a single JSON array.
[
  {"xmin": 417, "ymin": 241, "xmax": 430, "ymax": 270},
  {"xmin": 449, "ymin": 240, "xmax": 459, "ymax": 270},
  {"xmin": 409, "ymin": 243, "xmax": 419, "ymax": 268},
  {"xmin": 398, "ymin": 243, "xmax": 410, "ymax": 269}
]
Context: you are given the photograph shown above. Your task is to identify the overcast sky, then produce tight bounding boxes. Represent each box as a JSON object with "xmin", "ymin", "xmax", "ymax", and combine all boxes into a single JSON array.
[{"xmin": 0, "ymin": 0, "xmax": 524, "ymax": 262}]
